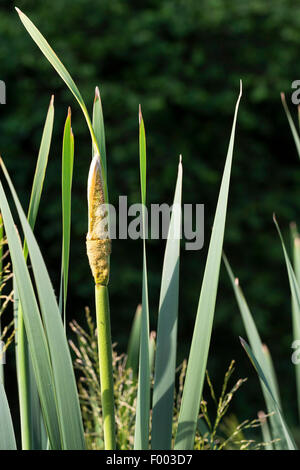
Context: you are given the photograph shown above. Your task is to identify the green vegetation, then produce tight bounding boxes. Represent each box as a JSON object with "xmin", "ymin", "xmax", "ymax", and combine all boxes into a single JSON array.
[{"xmin": 1, "ymin": 3, "xmax": 300, "ymax": 450}]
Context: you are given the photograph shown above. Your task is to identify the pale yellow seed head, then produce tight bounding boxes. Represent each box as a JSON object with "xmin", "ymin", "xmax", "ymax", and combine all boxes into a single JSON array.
[
  {"xmin": 87, "ymin": 154, "xmax": 107, "ymax": 240},
  {"xmin": 86, "ymin": 154, "xmax": 111, "ymax": 286}
]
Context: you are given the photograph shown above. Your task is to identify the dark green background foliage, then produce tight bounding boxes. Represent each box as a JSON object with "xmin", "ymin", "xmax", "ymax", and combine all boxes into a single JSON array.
[{"xmin": 1, "ymin": 0, "xmax": 300, "ymax": 425}]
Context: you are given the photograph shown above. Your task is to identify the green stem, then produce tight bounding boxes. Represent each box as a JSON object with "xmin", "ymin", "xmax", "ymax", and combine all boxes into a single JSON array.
[{"xmin": 95, "ymin": 284, "xmax": 115, "ymax": 450}]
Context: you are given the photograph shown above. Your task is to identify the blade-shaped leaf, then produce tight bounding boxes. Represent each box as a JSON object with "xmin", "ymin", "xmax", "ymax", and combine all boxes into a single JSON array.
[
  {"xmin": 240, "ymin": 337, "xmax": 296, "ymax": 450},
  {"xmin": 0, "ymin": 160, "xmax": 85, "ymax": 449},
  {"xmin": 134, "ymin": 106, "xmax": 150, "ymax": 450},
  {"xmin": 223, "ymin": 255, "xmax": 286, "ymax": 449},
  {"xmin": 152, "ymin": 157, "xmax": 182, "ymax": 450},
  {"xmin": 26, "ymin": 95, "xmax": 54, "ymax": 236},
  {"xmin": 93, "ymin": 86, "xmax": 107, "ymax": 180},
  {"xmin": 0, "ymin": 381, "xmax": 17, "ymax": 450},
  {"xmin": 275, "ymin": 216, "xmax": 300, "ymax": 425},
  {"xmin": 175, "ymin": 83, "xmax": 242, "ymax": 450},
  {"xmin": 0, "ymin": 174, "xmax": 61, "ymax": 449},
  {"xmin": 290, "ymin": 224, "xmax": 300, "ymax": 421},
  {"xmin": 59, "ymin": 108, "xmax": 74, "ymax": 324},
  {"xmin": 17, "ymin": 94, "xmax": 54, "ymax": 450},
  {"xmin": 15, "ymin": 8, "xmax": 109, "ymax": 203}
]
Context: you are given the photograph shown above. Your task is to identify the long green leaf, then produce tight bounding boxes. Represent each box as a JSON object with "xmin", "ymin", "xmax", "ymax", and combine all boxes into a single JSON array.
[
  {"xmin": 175, "ymin": 83, "xmax": 242, "ymax": 450},
  {"xmin": 0, "ymin": 160, "xmax": 85, "ymax": 449},
  {"xmin": 15, "ymin": 8, "xmax": 109, "ymax": 203},
  {"xmin": 59, "ymin": 108, "xmax": 74, "ymax": 324},
  {"xmin": 274, "ymin": 216, "xmax": 300, "ymax": 424},
  {"xmin": 134, "ymin": 106, "xmax": 150, "ymax": 450},
  {"xmin": 0, "ymin": 381, "xmax": 17, "ymax": 450},
  {"xmin": 17, "ymin": 94, "xmax": 54, "ymax": 450},
  {"xmin": 93, "ymin": 86, "xmax": 107, "ymax": 179},
  {"xmin": 152, "ymin": 157, "xmax": 182, "ymax": 449},
  {"xmin": 223, "ymin": 255, "xmax": 285, "ymax": 449},
  {"xmin": 26, "ymin": 95, "xmax": 54, "ymax": 236},
  {"xmin": 240, "ymin": 337, "xmax": 296, "ymax": 450},
  {"xmin": 290, "ymin": 224, "xmax": 300, "ymax": 422},
  {"xmin": 0, "ymin": 172, "xmax": 61, "ymax": 449}
]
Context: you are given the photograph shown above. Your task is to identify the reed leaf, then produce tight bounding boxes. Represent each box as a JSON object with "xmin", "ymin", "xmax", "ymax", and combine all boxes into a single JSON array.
[
  {"xmin": 15, "ymin": 8, "xmax": 108, "ymax": 202},
  {"xmin": 0, "ymin": 170, "xmax": 61, "ymax": 449},
  {"xmin": 223, "ymin": 255, "xmax": 285, "ymax": 449},
  {"xmin": 274, "ymin": 216, "xmax": 300, "ymax": 424},
  {"xmin": 175, "ymin": 83, "xmax": 242, "ymax": 450},
  {"xmin": 290, "ymin": 224, "xmax": 300, "ymax": 422},
  {"xmin": 134, "ymin": 106, "xmax": 150, "ymax": 450},
  {"xmin": 17, "ymin": 95, "xmax": 54, "ymax": 449},
  {"xmin": 0, "ymin": 160, "xmax": 85, "ymax": 449},
  {"xmin": 0, "ymin": 381, "xmax": 17, "ymax": 450},
  {"xmin": 59, "ymin": 108, "xmax": 74, "ymax": 324},
  {"xmin": 93, "ymin": 86, "xmax": 107, "ymax": 180},
  {"xmin": 240, "ymin": 337, "xmax": 296, "ymax": 450},
  {"xmin": 152, "ymin": 157, "xmax": 182, "ymax": 450}
]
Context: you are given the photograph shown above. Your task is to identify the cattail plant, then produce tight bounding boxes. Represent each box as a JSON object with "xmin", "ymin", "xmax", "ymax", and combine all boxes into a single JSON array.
[{"xmin": 86, "ymin": 154, "xmax": 115, "ymax": 450}]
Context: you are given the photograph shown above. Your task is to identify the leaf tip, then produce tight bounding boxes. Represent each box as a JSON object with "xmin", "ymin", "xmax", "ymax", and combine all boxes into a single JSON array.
[
  {"xmin": 150, "ymin": 331, "xmax": 156, "ymax": 341},
  {"xmin": 239, "ymin": 79, "xmax": 243, "ymax": 96},
  {"xmin": 68, "ymin": 106, "xmax": 71, "ymax": 117},
  {"xmin": 280, "ymin": 92, "xmax": 286, "ymax": 104},
  {"xmin": 50, "ymin": 94, "xmax": 54, "ymax": 106},
  {"xmin": 139, "ymin": 104, "xmax": 143, "ymax": 125}
]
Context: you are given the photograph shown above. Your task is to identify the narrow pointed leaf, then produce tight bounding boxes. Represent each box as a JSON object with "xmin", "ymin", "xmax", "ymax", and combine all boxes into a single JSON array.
[
  {"xmin": 152, "ymin": 157, "xmax": 182, "ymax": 449},
  {"xmin": 0, "ymin": 176, "xmax": 61, "ymax": 449},
  {"xmin": 175, "ymin": 83, "xmax": 242, "ymax": 450},
  {"xmin": 59, "ymin": 108, "xmax": 74, "ymax": 324},
  {"xmin": 290, "ymin": 224, "xmax": 300, "ymax": 421},
  {"xmin": 275, "ymin": 216, "xmax": 300, "ymax": 426},
  {"xmin": 15, "ymin": 8, "xmax": 110, "ymax": 204},
  {"xmin": 0, "ymin": 381, "xmax": 17, "ymax": 450},
  {"xmin": 93, "ymin": 86, "xmax": 107, "ymax": 179},
  {"xmin": 240, "ymin": 337, "xmax": 296, "ymax": 450},
  {"xmin": 17, "ymin": 94, "xmax": 54, "ymax": 449},
  {"xmin": 0, "ymin": 160, "xmax": 85, "ymax": 449},
  {"xmin": 134, "ymin": 107, "xmax": 150, "ymax": 450},
  {"xmin": 223, "ymin": 255, "xmax": 285, "ymax": 449}
]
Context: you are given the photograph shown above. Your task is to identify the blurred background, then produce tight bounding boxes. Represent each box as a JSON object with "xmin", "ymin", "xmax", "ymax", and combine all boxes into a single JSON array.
[{"xmin": 1, "ymin": 0, "xmax": 300, "ymax": 431}]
